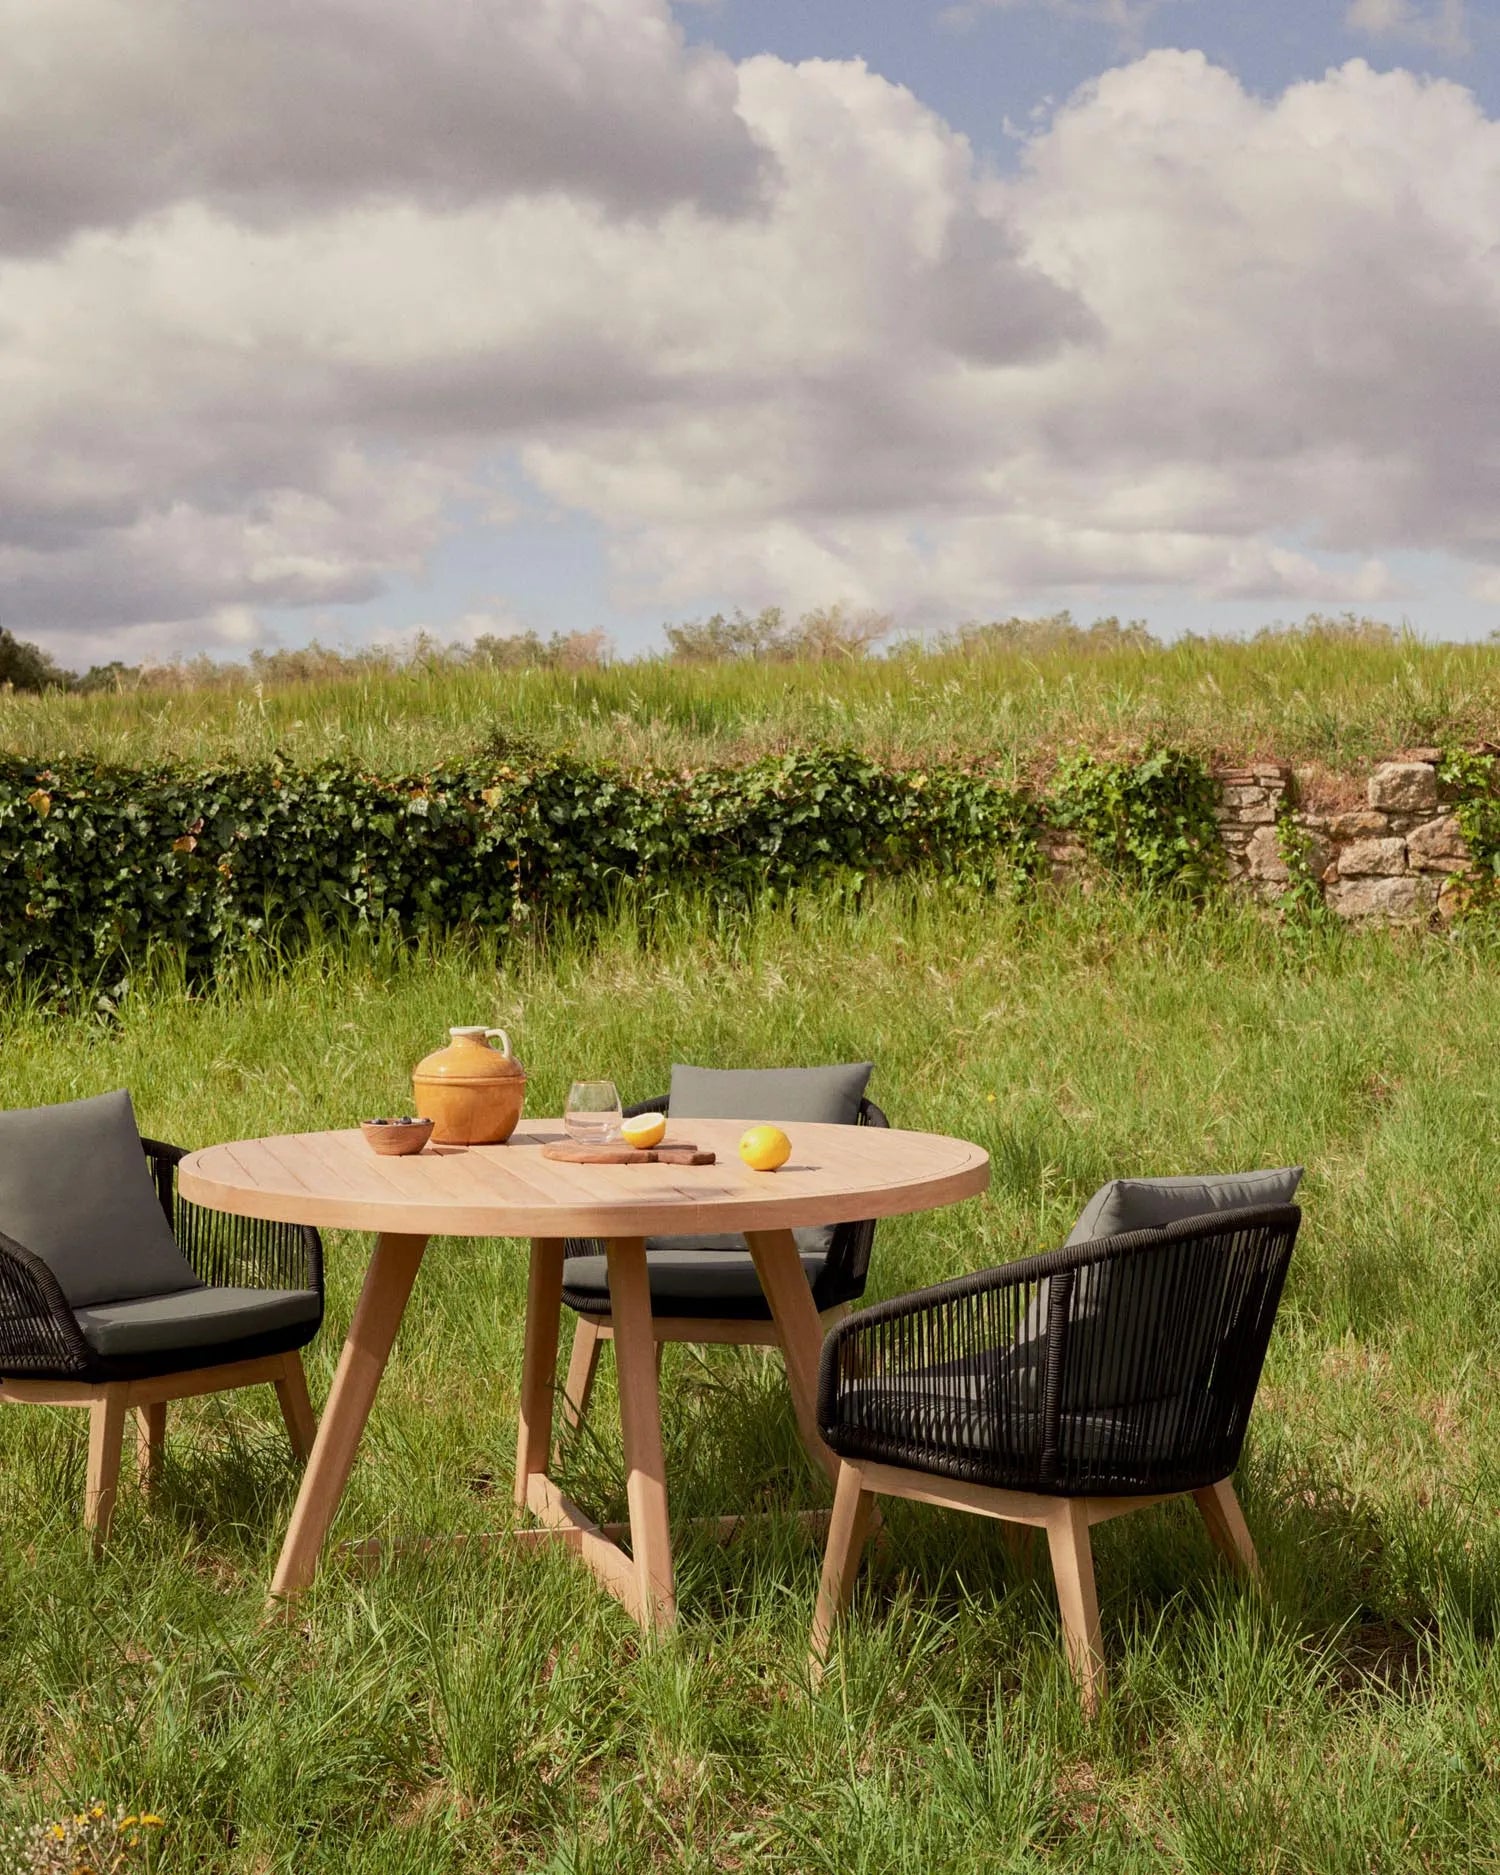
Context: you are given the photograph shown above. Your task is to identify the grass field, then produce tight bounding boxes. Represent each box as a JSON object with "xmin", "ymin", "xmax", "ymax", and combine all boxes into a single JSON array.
[
  {"xmin": 5, "ymin": 624, "xmax": 1500, "ymax": 776},
  {"xmin": 1, "ymin": 887, "xmax": 1497, "ymax": 1870}
]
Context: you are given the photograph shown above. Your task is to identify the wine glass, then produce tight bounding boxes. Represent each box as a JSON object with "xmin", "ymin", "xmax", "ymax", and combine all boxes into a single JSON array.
[{"xmin": 565, "ymin": 1080, "xmax": 623, "ymax": 1144}]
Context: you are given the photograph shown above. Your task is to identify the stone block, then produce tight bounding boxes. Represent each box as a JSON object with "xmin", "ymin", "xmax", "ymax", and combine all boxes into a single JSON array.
[
  {"xmin": 1438, "ymin": 876, "xmax": 1474, "ymax": 921},
  {"xmin": 1406, "ymin": 815, "xmax": 1471, "ymax": 874},
  {"xmin": 1327, "ymin": 876, "xmax": 1436, "ymax": 921},
  {"xmin": 1244, "ymin": 824, "xmax": 1288, "ymax": 883},
  {"xmin": 1329, "ymin": 808, "xmax": 1390, "ymax": 839},
  {"xmin": 1338, "ymin": 837, "xmax": 1407, "ymax": 877},
  {"xmin": 1368, "ymin": 761, "xmax": 1439, "ymax": 812}
]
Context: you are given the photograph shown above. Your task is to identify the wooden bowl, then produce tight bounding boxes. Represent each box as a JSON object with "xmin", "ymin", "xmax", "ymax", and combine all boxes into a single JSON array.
[{"xmin": 360, "ymin": 1117, "xmax": 434, "ymax": 1157}]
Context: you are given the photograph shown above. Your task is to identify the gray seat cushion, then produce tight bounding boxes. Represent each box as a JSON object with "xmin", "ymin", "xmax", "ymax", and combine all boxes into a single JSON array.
[
  {"xmin": 646, "ymin": 1227, "xmax": 834, "ymax": 1257},
  {"xmin": 0, "ymin": 1090, "xmax": 202, "ymax": 1307},
  {"xmin": 667, "ymin": 1062, "xmax": 873, "ymax": 1127},
  {"xmin": 563, "ymin": 1247, "xmax": 827, "ymax": 1314},
  {"xmin": 75, "ymin": 1286, "xmax": 321, "ymax": 1358},
  {"xmin": 826, "ymin": 1363, "xmax": 1194, "ymax": 1469}
]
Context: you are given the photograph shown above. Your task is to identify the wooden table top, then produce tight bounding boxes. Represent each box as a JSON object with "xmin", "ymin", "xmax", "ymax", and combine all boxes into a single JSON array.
[{"xmin": 177, "ymin": 1119, "xmax": 991, "ymax": 1239}]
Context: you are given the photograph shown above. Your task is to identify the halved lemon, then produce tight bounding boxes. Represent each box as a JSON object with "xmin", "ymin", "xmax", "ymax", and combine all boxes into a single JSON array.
[
  {"xmin": 739, "ymin": 1124, "xmax": 791, "ymax": 1172},
  {"xmin": 620, "ymin": 1112, "xmax": 667, "ymax": 1149}
]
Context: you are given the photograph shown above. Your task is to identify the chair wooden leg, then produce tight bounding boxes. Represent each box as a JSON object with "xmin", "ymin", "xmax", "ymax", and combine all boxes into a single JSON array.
[
  {"xmin": 809, "ymin": 1462, "xmax": 877, "ymax": 1682},
  {"xmin": 273, "ymin": 1354, "xmax": 318, "ymax": 1463},
  {"xmin": 134, "ymin": 1402, "xmax": 166, "ymax": 1493},
  {"xmin": 560, "ymin": 1318, "xmax": 605, "ymax": 1434},
  {"xmin": 86, "ymin": 1388, "xmax": 128, "ymax": 1553},
  {"xmin": 1194, "ymin": 1478, "xmax": 1262, "ymax": 1583},
  {"xmin": 1046, "ymin": 1500, "xmax": 1106, "ymax": 1715}
]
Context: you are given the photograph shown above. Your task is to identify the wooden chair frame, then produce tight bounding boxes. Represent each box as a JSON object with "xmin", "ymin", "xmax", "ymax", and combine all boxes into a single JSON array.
[
  {"xmin": 0, "ymin": 1351, "xmax": 317, "ymax": 1553},
  {"xmin": 810, "ymin": 1460, "xmax": 1261, "ymax": 1714},
  {"xmin": 559, "ymin": 1304, "xmax": 849, "ymax": 1443}
]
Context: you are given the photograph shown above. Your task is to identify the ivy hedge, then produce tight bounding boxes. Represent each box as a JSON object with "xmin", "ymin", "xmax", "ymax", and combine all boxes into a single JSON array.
[
  {"xmin": 0, "ymin": 746, "xmax": 1219, "ymax": 1002},
  {"xmin": 1439, "ymin": 748, "xmax": 1500, "ymax": 906}
]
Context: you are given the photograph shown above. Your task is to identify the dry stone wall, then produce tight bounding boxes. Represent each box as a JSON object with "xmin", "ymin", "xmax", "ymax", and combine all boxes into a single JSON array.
[{"xmin": 1213, "ymin": 751, "xmax": 1473, "ymax": 922}]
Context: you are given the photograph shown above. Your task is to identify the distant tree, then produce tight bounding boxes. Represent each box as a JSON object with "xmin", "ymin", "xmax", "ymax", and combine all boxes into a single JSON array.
[
  {"xmin": 662, "ymin": 607, "xmax": 787, "ymax": 662},
  {"xmin": 662, "ymin": 603, "xmax": 894, "ymax": 663},
  {"xmin": 0, "ymin": 628, "xmax": 74, "ymax": 691},
  {"xmin": 76, "ymin": 660, "xmax": 144, "ymax": 693},
  {"xmin": 787, "ymin": 603, "xmax": 894, "ymax": 660},
  {"xmin": 467, "ymin": 628, "xmax": 608, "ymax": 670},
  {"xmin": 947, "ymin": 612, "xmax": 1159, "ymax": 657},
  {"xmin": 1252, "ymin": 611, "xmax": 1399, "ymax": 648}
]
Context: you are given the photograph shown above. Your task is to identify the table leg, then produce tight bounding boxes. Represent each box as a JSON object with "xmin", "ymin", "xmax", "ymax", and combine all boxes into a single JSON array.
[
  {"xmin": 605, "ymin": 1236, "xmax": 676, "ymax": 1632},
  {"xmin": 269, "ymin": 1231, "xmax": 428, "ymax": 1602},
  {"xmin": 514, "ymin": 1238, "xmax": 566, "ymax": 1509},
  {"xmin": 745, "ymin": 1230, "xmax": 841, "ymax": 1486}
]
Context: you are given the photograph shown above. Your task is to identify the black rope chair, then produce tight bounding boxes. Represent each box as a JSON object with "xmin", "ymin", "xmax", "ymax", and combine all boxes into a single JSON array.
[
  {"xmin": 558, "ymin": 1094, "xmax": 890, "ymax": 1431},
  {"xmin": 810, "ymin": 1203, "xmax": 1300, "ymax": 1710},
  {"xmin": 0, "ymin": 1136, "xmax": 324, "ymax": 1548}
]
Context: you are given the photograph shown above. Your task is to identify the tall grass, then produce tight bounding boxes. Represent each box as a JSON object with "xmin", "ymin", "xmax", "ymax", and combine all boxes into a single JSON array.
[
  {"xmin": 1, "ymin": 887, "xmax": 1497, "ymax": 1867},
  {"xmin": 5, "ymin": 627, "xmax": 1499, "ymax": 774}
]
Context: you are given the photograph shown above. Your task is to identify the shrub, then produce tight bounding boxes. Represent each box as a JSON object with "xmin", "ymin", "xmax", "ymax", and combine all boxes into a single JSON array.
[
  {"xmin": 1051, "ymin": 746, "xmax": 1221, "ymax": 891},
  {"xmin": 0, "ymin": 748, "xmax": 1046, "ymax": 1002}
]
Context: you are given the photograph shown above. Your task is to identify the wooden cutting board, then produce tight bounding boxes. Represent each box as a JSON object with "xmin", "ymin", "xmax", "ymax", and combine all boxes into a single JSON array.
[{"xmin": 541, "ymin": 1141, "xmax": 716, "ymax": 1166}]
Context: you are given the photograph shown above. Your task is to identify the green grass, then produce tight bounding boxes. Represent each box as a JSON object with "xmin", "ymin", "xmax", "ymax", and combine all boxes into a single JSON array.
[
  {"xmin": 4, "ymin": 626, "xmax": 1499, "ymax": 776},
  {"xmin": 1, "ymin": 887, "xmax": 1499, "ymax": 1869}
]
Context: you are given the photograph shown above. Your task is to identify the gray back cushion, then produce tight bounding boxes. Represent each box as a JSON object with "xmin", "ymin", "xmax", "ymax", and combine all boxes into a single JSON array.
[
  {"xmin": 1014, "ymin": 1167, "xmax": 1303, "ymax": 1411},
  {"xmin": 668, "ymin": 1062, "xmax": 873, "ymax": 1126},
  {"xmin": 0, "ymin": 1090, "xmax": 201, "ymax": 1308},
  {"xmin": 1066, "ymin": 1168, "xmax": 1305, "ymax": 1247}
]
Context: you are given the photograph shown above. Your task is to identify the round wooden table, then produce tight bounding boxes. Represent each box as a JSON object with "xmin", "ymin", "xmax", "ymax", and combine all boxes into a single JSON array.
[{"xmin": 178, "ymin": 1117, "xmax": 990, "ymax": 1629}]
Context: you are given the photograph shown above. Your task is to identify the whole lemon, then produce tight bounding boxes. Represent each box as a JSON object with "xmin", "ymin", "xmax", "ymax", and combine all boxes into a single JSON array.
[
  {"xmin": 620, "ymin": 1112, "xmax": 667, "ymax": 1149},
  {"xmin": 739, "ymin": 1124, "xmax": 791, "ymax": 1172}
]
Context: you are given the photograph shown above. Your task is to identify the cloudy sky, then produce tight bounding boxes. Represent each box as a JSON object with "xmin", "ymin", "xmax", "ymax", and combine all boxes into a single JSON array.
[{"xmin": 3, "ymin": 0, "xmax": 1498, "ymax": 666}]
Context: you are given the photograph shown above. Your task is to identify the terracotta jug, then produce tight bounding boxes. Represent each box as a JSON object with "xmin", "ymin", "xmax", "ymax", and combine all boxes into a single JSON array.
[{"xmin": 411, "ymin": 1027, "xmax": 527, "ymax": 1145}]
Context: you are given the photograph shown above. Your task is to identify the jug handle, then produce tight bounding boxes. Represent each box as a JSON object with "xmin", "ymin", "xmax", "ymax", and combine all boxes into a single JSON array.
[{"xmin": 484, "ymin": 1028, "xmax": 512, "ymax": 1055}]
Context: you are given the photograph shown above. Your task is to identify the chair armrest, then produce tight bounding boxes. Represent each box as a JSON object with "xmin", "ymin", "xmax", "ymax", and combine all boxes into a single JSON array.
[
  {"xmin": 622, "ymin": 1095, "xmax": 669, "ymax": 1119},
  {"xmin": 0, "ymin": 1229, "xmax": 91, "ymax": 1377},
  {"xmin": 819, "ymin": 1250, "xmax": 1057, "ymax": 1409},
  {"xmin": 142, "ymin": 1138, "xmax": 323, "ymax": 1296}
]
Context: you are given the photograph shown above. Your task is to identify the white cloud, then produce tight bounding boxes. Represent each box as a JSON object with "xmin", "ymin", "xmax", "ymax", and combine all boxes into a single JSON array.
[
  {"xmin": 3, "ymin": 6, "xmax": 1500, "ymax": 656},
  {"xmin": 0, "ymin": 0, "xmax": 764, "ymax": 254},
  {"xmin": 1345, "ymin": 0, "xmax": 1470, "ymax": 58}
]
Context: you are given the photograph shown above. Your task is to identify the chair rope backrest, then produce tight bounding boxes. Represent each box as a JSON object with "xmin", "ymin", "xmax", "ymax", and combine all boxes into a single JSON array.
[{"xmin": 1039, "ymin": 1204, "xmax": 1300, "ymax": 1493}]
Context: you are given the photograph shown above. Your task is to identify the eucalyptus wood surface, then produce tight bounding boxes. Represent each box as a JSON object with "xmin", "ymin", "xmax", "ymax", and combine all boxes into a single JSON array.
[
  {"xmin": 177, "ymin": 1120, "xmax": 990, "ymax": 1625},
  {"xmin": 179, "ymin": 1120, "xmax": 989, "ymax": 1238}
]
